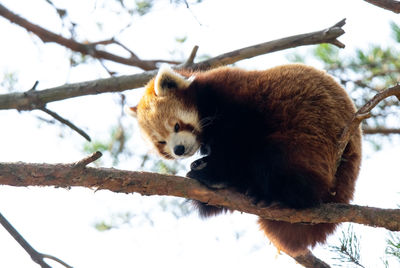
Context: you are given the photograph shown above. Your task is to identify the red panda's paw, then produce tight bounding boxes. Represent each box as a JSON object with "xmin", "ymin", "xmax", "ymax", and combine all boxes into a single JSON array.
[
  {"xmin": 187, "ymin": 157, "xmax": 228, "ymax": 190},
  {"xmin": 190, "ymin": 157, "xmax": 208, "ymax": 170},
  {"xmin": 245, "ymin": 188, "xmax": 274, "ymax": 207}
]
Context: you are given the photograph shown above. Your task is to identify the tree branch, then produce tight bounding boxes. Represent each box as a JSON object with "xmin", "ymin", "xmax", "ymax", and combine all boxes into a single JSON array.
[
  {"xmin": 362, "ymin": 127, "xmax": 400, "ymax": 135},
  {"xmin": 0, "ymin": 212, "xmax": 72, "ymax": 268},
  {"xmin": 364, "ymin": 0, "xmax": 400, "ymax": 13},
  {"xmin": 335, "ymin": 84, "xmax": 400, "ymax": 170},
  {"xmin": 0, "ymin": 3, "xmax": 179, "ymax": 70},
  {"xmin": 190, "ymin": 19, "xmax": 346, "ymax": 71},
  {"xmin": 1, "ymin": 160, "xmax": 399, "ymax": 231},
  {"xmin": 0, "ymin": 19, "xmax": 346, "ymax": 111},
  {"xmin": 0, "ymin": 152, "xmax": 99, "ymax": 268},
  {"xmin": 39, "ymin": 106, "xmax": 91, "ymax": 141},
  {"xmin": 292, "ymin": 250, "xmax": 331, "ymax": 268}
]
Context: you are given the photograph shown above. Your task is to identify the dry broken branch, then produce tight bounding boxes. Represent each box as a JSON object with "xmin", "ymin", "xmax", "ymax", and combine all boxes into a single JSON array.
[
  {"xmin": 1, "ymin": 160, "xmax": 400, "ymax": 231},
  {"xmin": 0, "ymin": 19, "xmax": 346, "ymax": 111}
]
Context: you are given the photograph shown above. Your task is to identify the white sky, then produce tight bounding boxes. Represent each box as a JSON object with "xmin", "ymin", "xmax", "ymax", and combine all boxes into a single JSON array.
[{"xmin": 0, "ymin": 0, "xmax": 400, "ymax": 267}]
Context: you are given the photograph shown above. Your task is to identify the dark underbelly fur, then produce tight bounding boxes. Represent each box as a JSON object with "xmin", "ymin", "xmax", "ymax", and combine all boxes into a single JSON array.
[{"xmin": 186, "ymin": 87, "xmax": 326, "ymax": 215}]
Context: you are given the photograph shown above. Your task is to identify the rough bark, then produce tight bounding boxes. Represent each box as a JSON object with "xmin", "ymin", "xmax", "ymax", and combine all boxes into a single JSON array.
[{"xmin": 1, "ymin": 160, "xmax": 400, "ymax": 231}]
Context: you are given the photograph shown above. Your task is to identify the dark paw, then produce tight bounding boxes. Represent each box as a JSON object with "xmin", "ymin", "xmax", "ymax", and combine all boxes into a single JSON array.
[
  {"xmin": 187, "ymin": 169, "xmax": 227, "ymax": 190},
  {"xmin": 245, "ymin": 189, "xmax": 273, "ymax": 207},
  {"xmin": 190, "ymin": 157, "xmax": 208, "ymax": 171},
  {"xmin": 187, "ymin": 157, "xmax": 227, "ymax": 190}
]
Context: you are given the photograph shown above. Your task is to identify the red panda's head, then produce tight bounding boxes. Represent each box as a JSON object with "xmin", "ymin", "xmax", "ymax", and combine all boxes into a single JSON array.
[{"xmin": 127, "ymin": 66, "xmax": 201, "ymax": 159}]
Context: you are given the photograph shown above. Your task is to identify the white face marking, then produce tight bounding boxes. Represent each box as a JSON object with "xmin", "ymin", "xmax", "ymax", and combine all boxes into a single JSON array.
[
  {"xmin": 163, "ymin": 108, "xmax": 201, "ymax": 159},
  {"xmin": 166, "ymin": 131, "xmax": 200, "ymax": 159},
  {"xmin": 137, "ymin": 97, "xmax": 201, "ymax": 159}
]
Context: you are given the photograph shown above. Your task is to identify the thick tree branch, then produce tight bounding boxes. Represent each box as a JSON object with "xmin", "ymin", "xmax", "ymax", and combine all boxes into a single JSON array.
[
  {"xmin": 0, "ymin": 153, "xmax": 100, "ymax": 268},
  {"xmin": 1, "ymin": 160, "xmax": 400, "ymax": 231},
  {"xmin": 0, "ymin": 3, "xmax": 179, "ymax": 70},
  {"xmin": 364, "ymin": 0, "xmax": 400, "ymax": 13},
  {"xmin": 0, "ymin": 71, "xmax": 158, "ymax": 111},
  {"xmin": 0, "ymin": 19, "xmax": 346, "ymax": 111}
]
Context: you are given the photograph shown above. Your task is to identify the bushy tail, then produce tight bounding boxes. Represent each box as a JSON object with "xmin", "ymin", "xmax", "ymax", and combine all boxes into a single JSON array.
[
  {"xmin": 259, "ymin": 134, "xmax": 362, "ymax": 256},
  {"xmin": 191, "ymin": 200, "xmax": 230, "ymax": 218},
  {"xmin": 258, "ymin": 219, "xmax": 337, "ymax": 256}
]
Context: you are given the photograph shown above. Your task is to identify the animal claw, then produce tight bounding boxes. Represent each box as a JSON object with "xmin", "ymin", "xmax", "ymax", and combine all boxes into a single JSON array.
[{"xmin": 190, "ymin": 158, "xmax": 208, "ymax": 170}]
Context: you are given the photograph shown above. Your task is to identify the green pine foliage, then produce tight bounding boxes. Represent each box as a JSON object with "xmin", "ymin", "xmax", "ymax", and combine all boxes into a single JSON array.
[
  {"xmin": 289, "ymin": 21, "xmax": 400, "ymax": 143},
  {"xmin": 385, "ymin": 230, "xmax": 400, "ymax": 260},
  {"xmin": 330, "ymin": 225, "xmax": 365, "ymax": 268}
]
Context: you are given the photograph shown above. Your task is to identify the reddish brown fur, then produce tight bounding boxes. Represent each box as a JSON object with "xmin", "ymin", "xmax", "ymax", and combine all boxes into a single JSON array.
[
  {"xmin": 134, "ymin": 64, "xmax": 362, "ymax": 256},
  {"xmin": 185, "ymin": 66, "xmax": 361, "ymax": 255}
]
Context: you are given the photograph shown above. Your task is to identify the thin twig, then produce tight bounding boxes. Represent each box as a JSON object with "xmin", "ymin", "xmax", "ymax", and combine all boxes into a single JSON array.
[
  {"xmin": 0, "ymin": 212, "xmax": 73, "ymax": 268},
  {"xmin": 98, "ymin": 59, "xmax": 116, "ymax": 76},
  {"xmin": 29, "ymin": 81, "xmax": 39, "ymax": 91},
  {"xmin": 182, "ymin": 0, "xmax": 202, "ymax": 26},
  {"xmin": 112, "ymin": 39, "xmax": 141, "ymax": 60},
  {"xmin": 39, "ymin": 107, "xmax": 91, "ymax": 141},
  {"xmin": 335, "ymin": 84, "xmax": 400, "ymax": 170},
  {"xmin": 26, "ymin": 81, "xmax": 91, "ymax": 141},
  {"xmin": 178, "ymin": 45, "xmax": 199, "ymax": 68},
  {"xmin": 41, "ymin": 254, "xmax": 74, "ymax": 268},
  {"xmin": 73, "ymin": 151, "xmax": 102, "ymax": 168}
]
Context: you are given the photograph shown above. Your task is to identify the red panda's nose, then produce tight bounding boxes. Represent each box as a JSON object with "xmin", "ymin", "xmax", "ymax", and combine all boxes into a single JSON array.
[{"xmin": 174, "ymin": 145, "xmax": 185, "ymax": 156}]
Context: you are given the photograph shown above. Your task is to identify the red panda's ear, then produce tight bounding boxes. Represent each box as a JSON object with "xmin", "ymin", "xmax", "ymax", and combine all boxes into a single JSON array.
[
  {"xmin": 154, "ymin": 65, "xmax": 194, "ymax": 96},
  {"xmin": 124, "ymin": 106, "xmax": 138, "ymax": 118}
]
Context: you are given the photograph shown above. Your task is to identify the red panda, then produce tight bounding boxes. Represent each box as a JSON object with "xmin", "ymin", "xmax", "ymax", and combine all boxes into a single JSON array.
[{"xmin": 127, "ymin": 64, "xmax": 362, "ymax": 257}]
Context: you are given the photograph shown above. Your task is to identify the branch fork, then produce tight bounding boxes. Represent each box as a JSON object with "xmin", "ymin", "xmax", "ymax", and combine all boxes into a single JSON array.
[
  {"xmin": 335, "ymin": 84, "xmax": 400, "ymax": 171},
  {"xmin": 0, "ymin": 212, "xmax": 73, "ymax": 268}
]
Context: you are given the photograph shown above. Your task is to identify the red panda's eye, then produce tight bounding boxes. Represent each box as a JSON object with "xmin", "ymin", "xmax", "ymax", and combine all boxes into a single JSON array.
[
  {"xmin": 158, "ymin": 141, "xmax": 166, "ymax": 145},
  {"xmin": 174, "ymin": 123, "xmax": 180, "ymax": 132}
]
